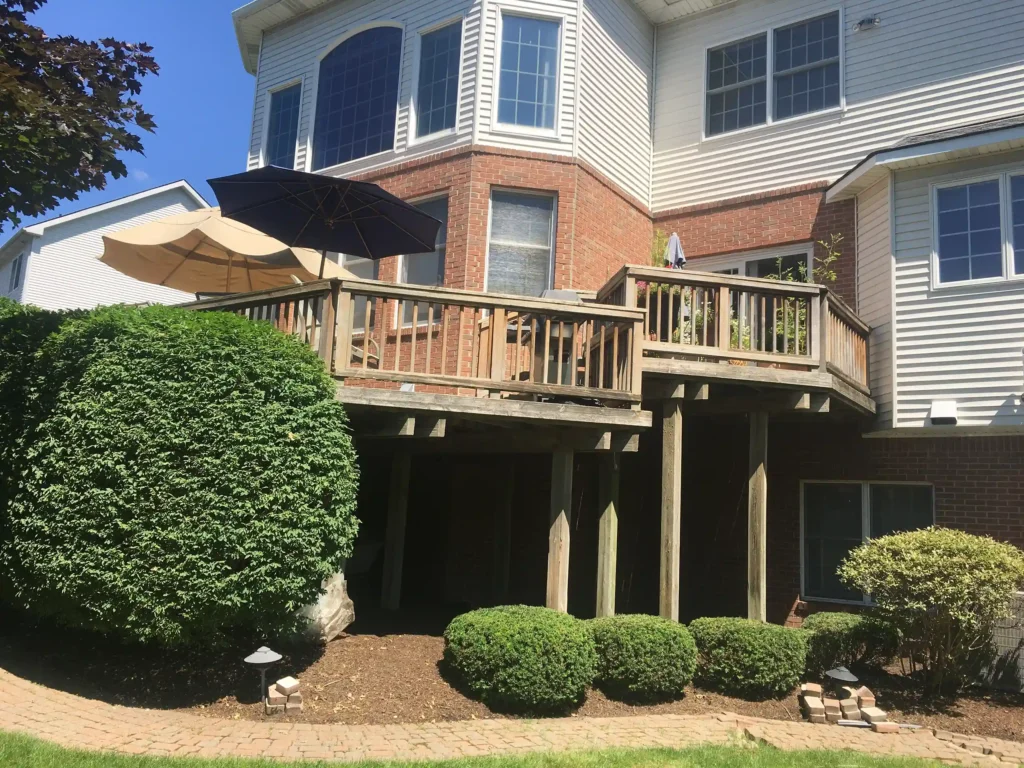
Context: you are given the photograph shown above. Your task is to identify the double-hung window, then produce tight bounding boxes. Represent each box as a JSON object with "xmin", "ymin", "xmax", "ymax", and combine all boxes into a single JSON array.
[
  {"xmin": 706, "ymin": 11, "xmax": 840, "ymax": 137},
  {"xmin": 497, "ymin": 15, "xmax": 560, "ymax": 131},
  {"xmin": 802, "ymin": 482, "xmax": 933, "ymax": 602},
  {"xmin": 7, "ymin": 251, "xmax": 25, "ymax": 292},
  {"xmin": 933, "ymin": 172, "xmax": 1024, "ymax": 285},
  {"xmin": 486, "ymin": 191, "xmax": 555, "ymax": 297},
  {"xmin": 401, "ymin": 196, "xmax": 448, "ymax": 323},
  {"xmin": 416, "ymin": 23, "xmax": 462, "ymax": 138},
  {"xmin": 312, "ymin": 26, "xmax": 403, "ymax": 170},
  {"xmin": 265, "ymin": 83, "xmax": 302, "ymax": 168}
]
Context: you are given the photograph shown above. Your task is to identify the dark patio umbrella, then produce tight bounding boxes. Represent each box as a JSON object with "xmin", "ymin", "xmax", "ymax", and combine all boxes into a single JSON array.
[{"xmin": 208, "ymin": 166, "xmax": 441, "ymax": 277}]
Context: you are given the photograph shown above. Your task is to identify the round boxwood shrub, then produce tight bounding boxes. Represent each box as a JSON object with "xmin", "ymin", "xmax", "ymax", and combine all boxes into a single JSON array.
[
  {"xmin": 1, "ymin": 304, "xmax": 359, "ymax": 646},
  {"xmin": 802, "ymin": 612, "xmax": 898, "ymax": 677},
  {"xmin": 689, "ymin": 617, "xmax": 806, "ymax": 700},
  {"xmin": 443, "ymin": 605, "xmax": 596, "ymax": 714},
  {"xmin": 589, "ymin": 614, "xmax": 697, "ymax": 702}
]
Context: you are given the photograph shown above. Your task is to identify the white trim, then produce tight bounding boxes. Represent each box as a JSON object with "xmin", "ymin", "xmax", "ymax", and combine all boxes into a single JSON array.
[
  {"xmin": 408, "ymin": 17, "xmax": 466, "ymax": 147},
  {"xmin": 927, "ymin": 167, "xmax": 1024, "ymax": 291},
  {"xmin": 306, "ymin": 21, "xmax": 406, "ymax": 173},
  {"xmin": 699, "ymin": 6, "xmax": 845, "ymax": 144},
  {"xmin": 887, "ymin": 170, "xmax": 899, "ymax": 430},
  {"xmin": 799, "ymin": 479, "xmax": 936, "ymax": 604},
  {"xmin": 490, "ymin": 8, "xmax": 566, "ymax": 141},
  {"xmin": 484, "ymin": 187, "xmax": 558, "ymax": 295},
  {"xmin": 259, "ymin": 77, "xmax": 304, "ymax": 169}
]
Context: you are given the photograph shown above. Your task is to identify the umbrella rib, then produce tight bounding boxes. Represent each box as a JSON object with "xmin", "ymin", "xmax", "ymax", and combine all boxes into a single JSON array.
[{"xmin": 159, "ymin": 235, "xmax": 207, "ymax": 286}]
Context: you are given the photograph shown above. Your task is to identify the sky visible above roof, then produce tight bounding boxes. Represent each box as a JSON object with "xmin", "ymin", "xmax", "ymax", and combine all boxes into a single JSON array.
[{"xmin": 2, "ymin": 0, "xmax": 254, "ymax": 249}]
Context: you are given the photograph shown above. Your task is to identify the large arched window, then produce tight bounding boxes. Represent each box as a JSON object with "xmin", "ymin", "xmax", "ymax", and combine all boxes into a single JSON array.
[{"xmin": 312, "ymin": 26, "xmax": 403, "ymax": 170}]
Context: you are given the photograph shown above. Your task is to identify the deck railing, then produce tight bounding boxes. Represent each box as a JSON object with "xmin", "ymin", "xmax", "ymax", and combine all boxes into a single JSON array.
[
  {"xmin": 598, "ymin": 266, "xmax": 870, "ymax": 392},
  {"xmin": 180, "ymin": 278, "xmax": 645, "ymax": 405}
]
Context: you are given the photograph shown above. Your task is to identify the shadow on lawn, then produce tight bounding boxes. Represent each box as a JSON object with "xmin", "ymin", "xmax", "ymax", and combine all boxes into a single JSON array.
[{"xmin": 0, "ymin": 608, "xmax": 326, "ymax": 710}]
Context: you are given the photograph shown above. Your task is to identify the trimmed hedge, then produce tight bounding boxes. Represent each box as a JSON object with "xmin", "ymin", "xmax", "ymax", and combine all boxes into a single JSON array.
[
  {"xmin": 443, "ymin": 606, "xmax": 596, "ymax": 714},
  {"xmin": 802, "ymin": 612, "xmax": 898, "ymax": 677},
  {"xmin": 689, "ymin": 617, "xmax": 805, "ymax": 700},
  {"xmin": 1, "ymin": 304, "xmax": 359, "ymax": 646},
  {"xmin": 589, "ymin": 614, "xmax": 696, "ymax": 702}
]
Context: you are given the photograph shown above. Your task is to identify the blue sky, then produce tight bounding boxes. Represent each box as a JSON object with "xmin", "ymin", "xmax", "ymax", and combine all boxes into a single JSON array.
[{"xmin": 5, "ymin": 0, "xmax": 254, "ymax": 239}]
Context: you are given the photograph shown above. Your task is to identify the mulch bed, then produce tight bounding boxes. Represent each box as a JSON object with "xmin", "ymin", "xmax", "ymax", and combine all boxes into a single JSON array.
[{"xmin": 1, "ymin": 611, "xmax": 1021, "ymax": 741}]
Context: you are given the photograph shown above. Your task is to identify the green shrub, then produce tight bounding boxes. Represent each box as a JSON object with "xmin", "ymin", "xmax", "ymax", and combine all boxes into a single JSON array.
[
  {"xmin": 589, "ymin": 614, "xmax": 697, "ymax": 702},
  {"xmin": 443, "ymin": 606, "xmax": 596, "ymax": 714},
  {"xmin": 840, "ymin": 527, "xmax": 1024, "ymax": 695},
  {"xmin": 689, "ymin": 617, "xmax": 806, "ymax": 700},
  {"xmin": 1, "ymin": 304, "xmax": 359, "ymax": 646},
  {"xmin": 802, "ymin": 612, "xmax": 898, "ymax": 677}
]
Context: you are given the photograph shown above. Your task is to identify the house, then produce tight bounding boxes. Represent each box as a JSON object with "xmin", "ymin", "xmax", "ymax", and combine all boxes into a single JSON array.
[
  {"xmin": 0, "ymin": 181, "xmax": 209, "ymax": 311},
  {"xmin": 216, "ymin": 0, "xmax": 1024, "ymax": 628}
]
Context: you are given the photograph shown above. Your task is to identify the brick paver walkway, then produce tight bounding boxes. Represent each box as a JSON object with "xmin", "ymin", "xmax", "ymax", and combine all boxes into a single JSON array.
[{"xmin": 1, "ymin": 667, "xmax": 1021, "ymax": 765}]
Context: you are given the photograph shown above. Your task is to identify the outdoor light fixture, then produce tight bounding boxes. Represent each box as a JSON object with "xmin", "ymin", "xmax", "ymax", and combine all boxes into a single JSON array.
[
  {"xmin": 928, "ymin": 400, "xmax": 958, "ymax": 426},
  {"xmin": 243, "ymin": 645, "xmax": 282, "ymax": 702},
  {"xmin": 854, "ymin": 16, "xmax": 880, "ymax": 31}
]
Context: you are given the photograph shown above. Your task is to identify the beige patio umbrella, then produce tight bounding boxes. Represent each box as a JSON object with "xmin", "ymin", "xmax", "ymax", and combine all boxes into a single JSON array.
[{"xmin": 100, "ymin": 208, "xmax": 354, "ymax": 294}]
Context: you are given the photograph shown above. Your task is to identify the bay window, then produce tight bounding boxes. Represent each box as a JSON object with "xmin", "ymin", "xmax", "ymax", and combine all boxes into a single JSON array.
[
  {"xmin": 497, "ymin": 15, "xmax": 560, "ymax": 131},
  {"xmin": 265, "ymin": 83, "xmax": 302, "ymax": 169},
  {"xmin": 416, "ymin": 22, "xmax": 462, "ymax": 138}
]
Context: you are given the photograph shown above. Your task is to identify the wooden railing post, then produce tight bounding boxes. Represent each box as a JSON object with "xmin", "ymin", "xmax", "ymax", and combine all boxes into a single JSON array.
[
  {"xmin": 717, "ymin": 285, "xmax": 731, "ymax": 352},
  {"xmin": 333, "ymin": 283, "xmax": 352, "ymax": 375},
  {"xmin": 623, "ymin": 274, "xmax": 638, "ymax": 309},
  {"xmin": 818, "ymin": 292, "xmax": 829, "ymax": 373},
  {"xmin": 631, "ymin": 318, "xmax": 644, "ymax": 398},
  {"xmin": 489, "ymin": 307, "xmax": 507, "ymax": 389}
]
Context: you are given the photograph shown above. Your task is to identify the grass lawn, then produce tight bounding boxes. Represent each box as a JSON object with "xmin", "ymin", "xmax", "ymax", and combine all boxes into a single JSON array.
[{"xmin": 0, "ymin": 730, "xmax": 942, "ymax": 768}]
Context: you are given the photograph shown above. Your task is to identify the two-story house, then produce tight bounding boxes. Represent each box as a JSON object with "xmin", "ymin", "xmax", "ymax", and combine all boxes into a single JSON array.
[{"xmin": 227, "ymin": 0, "xmax": 1024, "ymax": 628}]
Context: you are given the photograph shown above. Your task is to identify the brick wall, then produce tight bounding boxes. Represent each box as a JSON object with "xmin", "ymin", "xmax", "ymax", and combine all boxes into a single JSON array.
[{"xmin": 654, "ymin": 183, "xmax": 858, "ymax": 306}]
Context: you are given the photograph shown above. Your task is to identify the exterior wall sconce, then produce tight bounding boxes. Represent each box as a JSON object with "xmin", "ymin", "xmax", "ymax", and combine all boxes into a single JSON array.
[{"xmin": 854, "ymin": 16, "xmax": 881, "ymax": 31}]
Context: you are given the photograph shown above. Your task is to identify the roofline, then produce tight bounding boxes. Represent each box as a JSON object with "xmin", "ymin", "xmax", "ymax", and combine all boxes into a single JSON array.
[
  {"xmin": 827, "ymin": 123, "xmax": 1024, "ymax": 202},
  {"xmin": 233, "ymin": 0, "xmax": 272, "ymax": 74},
  {"xmin": 0, "ymin": 229, "xmax": 39, "ymax": 267}
]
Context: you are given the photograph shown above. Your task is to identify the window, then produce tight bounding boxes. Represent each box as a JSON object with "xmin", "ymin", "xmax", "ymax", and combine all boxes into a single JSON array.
[
  {"xmin": 705, "ymin": 11, "xmax": 840, "ymax": 137},
  {"xmin": 706, "ymin": 34, "xmax": 767, "ymax": 137},
  {"xmin": 497, "ymin": 15, "xmax": 560, "ymax": 130},
  {"xmin": 265, "ymin": 84, "xmax": 302, "ymax": 168},
  {"xmin": 773, "ymin": 14, "xmax": 840, "ymax": 120},
  {"xmin": 7, "ymin": 252, "xmax": 25, "ymax": 292},
  {"xmin": 936, "ymin": 180, "xmax": 1002, "ymax": 283},
  {"xmin": 1011, "ymin": 175, "xmax": 1024, "ymax": 275},
  {"xmin": 416, "ymin": 23, "xmax": 462, "ymax": 138},
  {"xmin": 802, "ymin": 482, "xmax": 933, "ymax": 602},
  {"xmin": 401, "ymin": 197, "xmax": 448, "ymax": 323},
  {"xmin": 312, "ymin": 27, "xmax": 403, "ymax": 170},
  {"xmin": 487, "ymin": 191, "xmax": 554, "ymax": 297}
]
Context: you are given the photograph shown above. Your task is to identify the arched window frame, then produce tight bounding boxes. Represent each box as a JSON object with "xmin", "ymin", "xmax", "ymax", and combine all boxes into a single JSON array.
[{"xmin": 307, "ymin": 21, "xmax": 406, "ymax": 172}]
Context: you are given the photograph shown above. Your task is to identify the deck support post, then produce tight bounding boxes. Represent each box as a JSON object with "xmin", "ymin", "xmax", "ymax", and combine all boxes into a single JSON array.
[
  {"xmin": 493, "ymin": 462, "xmax": 514, "ymax": 604},
  {"xmin": 381, "ymin": 451, "xmax": 411, "ymax": 611},
  {"xmin": 660, "ymin": 399, "xmax": 683, "ymax": 621},
  {"xmin": 596, "ymin": 453, "xmax": 619, "ymax": 617},
  {"xmin": 748, "ymin": 411, "xmax": 768, "ymax": 622},
  {"xmin": 546, "ymin": 449, "xmax": 573, "ymax": 612}
]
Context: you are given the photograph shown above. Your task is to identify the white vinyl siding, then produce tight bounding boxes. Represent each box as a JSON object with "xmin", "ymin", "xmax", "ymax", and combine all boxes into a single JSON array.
[
  {"xmin": 247, "ymin": 0, "xmax": 480, "ymax": 177},
  {"xmin": 856, "ymin": 176, "xmax": 894, "ymax": 429},
  {"xmin": 652, "ymin": 0, "xmax": 1024, "ymax": 211},
  {"xmin": 476, "ymin": 0, "xmax": 578, "ymax": 156},
  {"xmin": 19, "ymin": 189, "xmax": 203, "ymax": 311},
  {"xmin": 893, "ymin": 150, "xmax": 1024, "ymax": 429},
  {"xmin": 577, "ymin": 0, "xmax": 654, "ymax": 205}
]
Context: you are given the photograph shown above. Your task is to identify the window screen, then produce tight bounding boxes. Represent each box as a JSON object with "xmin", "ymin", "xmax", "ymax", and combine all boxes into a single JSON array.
[
  {"xmin": 936, "ymin": 180, "xmax": 1003, "ymax": 283},
  {"xmin": 773, "ymin": 13, "xmax": 840, "ymax": 120},
  {"xmin": 401, "ymin": 197, "xmax": 448, "ymax": 323},
  {"xmin": 312, "ymin": 27, "xmax": 403, "ymax": 170},
  {"xmin": 706, "ymin": 34, "xmax": 767, "ymax": 136},
  {"xmin": 803, "ymin": 483, "xmax": 863, "ymax": 601},
  {"xmin": 497, "ymin": 16, "xmax": 560, "ymax": 130},
  {"xmin": 487, "ymin": 191, "xmax": 554, "ymax": 297},
  {"xmin": 417, "ymin": 23, "xmax": 462, "ymax": 137},
  {"xmin": 265, "ymin": 84, "xmax": 301, "ymax": 168}
]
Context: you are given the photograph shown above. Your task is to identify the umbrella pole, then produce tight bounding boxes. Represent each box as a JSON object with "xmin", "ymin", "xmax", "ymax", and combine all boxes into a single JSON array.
[{"xmin": 319, "ymin": 249, "xmax": 327, "ymax": 280}]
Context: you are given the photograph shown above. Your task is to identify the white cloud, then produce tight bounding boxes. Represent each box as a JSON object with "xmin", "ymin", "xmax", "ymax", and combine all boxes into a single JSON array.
[{"xmin": 132, "ymin": 168, "xmax": 150, "ymax": 182}]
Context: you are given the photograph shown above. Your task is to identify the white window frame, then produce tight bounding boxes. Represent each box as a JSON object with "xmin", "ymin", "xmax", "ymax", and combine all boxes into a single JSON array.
[
  {"xmin": 799, "ymin": 480, "xmax": 935, "ymax": 605},
  {"xmin": 409, "ymin": 17, "xmax": 465, "ymax": 147},
  {"xmin": 305, "ymin": 21, "xmax": 407, "ymax": 174},
  {"xmin": 7, "ymin": 250, "xmax": 25, "ymax": 292},
  {"xmin": 395, "ymin": 192, "xmax": 449, "ymax": 328},
  {"xmin": 687, "ymin": 242, "xmax": 814, "ymax": 279},
  {"xmin": 484, "ymin": 187, "xmax": 557, "ymax": 296},
  {"xmin": 700, "ymin": 6, "xmax": 845, "ymax": 143},
  {"xmin": 260, "ymin": 77, "xmax": 304, "ymax": 169},
  {"xmin": 490, "ymin": 8, "xmax": 566, "ymax": 141},
  {"xmin": 929, "ymin": 169, "xmax": 1024, "ymax": 291}
]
